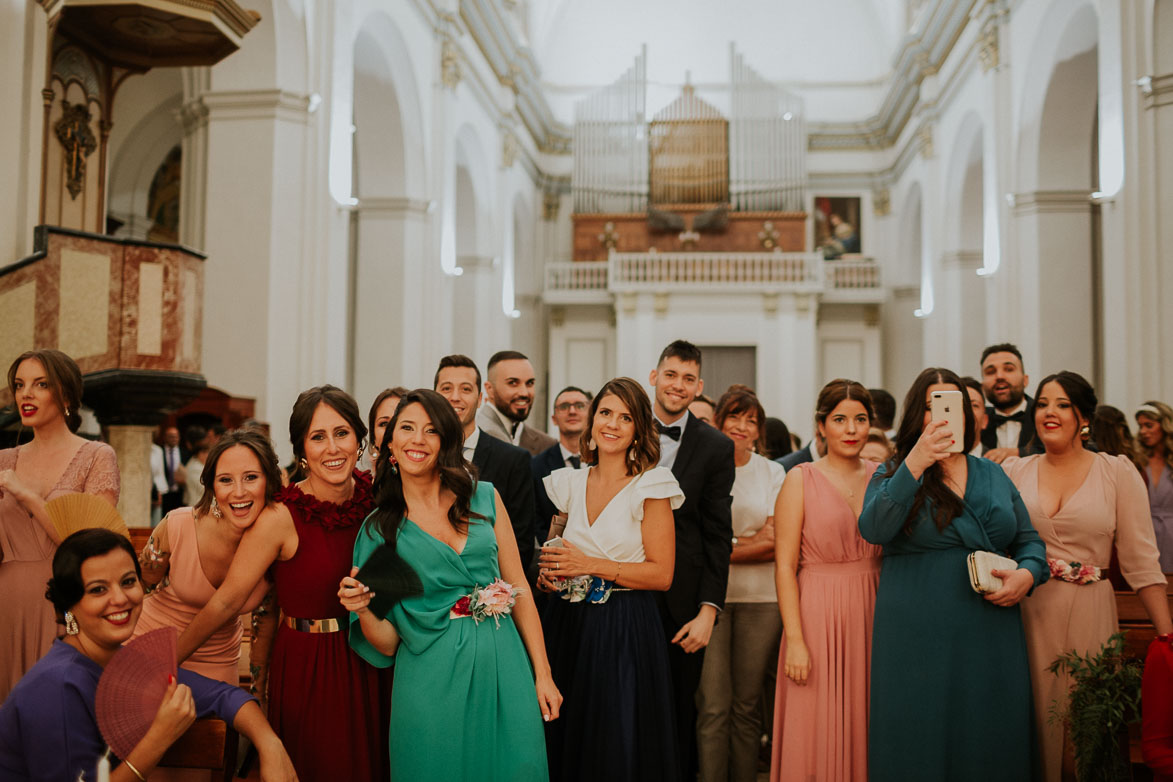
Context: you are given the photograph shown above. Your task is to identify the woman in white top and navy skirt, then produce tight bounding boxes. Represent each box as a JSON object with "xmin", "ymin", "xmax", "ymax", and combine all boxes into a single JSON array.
[{"xmin": 538, "ymin": 377, "xmax": 684, "ymax": 782}]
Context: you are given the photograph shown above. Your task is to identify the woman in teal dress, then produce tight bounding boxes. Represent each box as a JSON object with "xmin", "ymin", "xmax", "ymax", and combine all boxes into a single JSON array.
[
  {"xmin": 341, "ymin": 389, "xmax": 560, "ymax": 781},
  {"xmin": 859, "ymin": 368, "xmax": 1048, "ymax": 782}
]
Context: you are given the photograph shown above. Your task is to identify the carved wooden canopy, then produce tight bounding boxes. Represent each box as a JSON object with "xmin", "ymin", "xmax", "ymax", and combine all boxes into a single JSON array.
[{"xmin": 38, "ymin": 0, "xmax": 261, "ymax": 69}]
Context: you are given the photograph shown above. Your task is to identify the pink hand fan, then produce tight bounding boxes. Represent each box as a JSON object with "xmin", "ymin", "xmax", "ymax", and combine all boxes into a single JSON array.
[{"xmin": 95, "ymin": 627, "xmax": 178, "ymax": 760}]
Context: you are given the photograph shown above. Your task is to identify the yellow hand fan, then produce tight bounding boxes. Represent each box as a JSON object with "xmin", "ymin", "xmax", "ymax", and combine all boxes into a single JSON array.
[{"xmin": 45, "ymin": 492, "xmax": 131, "ymax": 541}]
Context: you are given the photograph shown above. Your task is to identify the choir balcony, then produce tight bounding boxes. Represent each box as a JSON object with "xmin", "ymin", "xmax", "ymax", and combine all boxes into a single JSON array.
[{"xmin": 542, "ymin": 252, "xmax": 885, "ymax": 305}]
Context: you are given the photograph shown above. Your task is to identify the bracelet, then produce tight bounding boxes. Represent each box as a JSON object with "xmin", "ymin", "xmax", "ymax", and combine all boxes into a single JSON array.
[
  {"xmin": 614, "ymin": 562, "xmax": 622, "ymax": 583},
  {"xmin": 122, "ymin": 758, "xmax": 146, "ymax": 781}
]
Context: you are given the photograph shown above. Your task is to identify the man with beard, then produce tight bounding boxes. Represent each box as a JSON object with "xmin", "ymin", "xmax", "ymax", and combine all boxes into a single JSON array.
[
  {"xmin": 435, "ymin": 354, "xmax": 537, "ymax": 573},
  {"xmin": 648, "ymin": 340, "xmax": 735, "ymax": 782},
  {"xmin": 979, "ymin": 342, "xmax": 1042, "ymax": 462},
  {"xmin": 477, "ymin": 350, "xmax": 558, "ymax": 457}
]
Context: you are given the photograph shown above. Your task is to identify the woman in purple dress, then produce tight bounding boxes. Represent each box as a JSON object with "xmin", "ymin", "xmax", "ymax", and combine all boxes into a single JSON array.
[{"xmin": 0, "ymin": 529, "xmax": 295, "ymax": 782}]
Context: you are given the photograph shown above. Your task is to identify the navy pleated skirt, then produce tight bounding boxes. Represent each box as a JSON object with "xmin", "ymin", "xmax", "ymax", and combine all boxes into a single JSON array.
[{"xmin": 542, "ymin": 589, "xmax": 679, "ymax": 782}]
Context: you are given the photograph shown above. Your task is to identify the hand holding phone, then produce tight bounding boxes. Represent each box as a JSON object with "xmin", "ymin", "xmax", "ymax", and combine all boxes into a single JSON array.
[{"xmin": 930, "ymin": 390, "xmax": 965, "ymax": 454}]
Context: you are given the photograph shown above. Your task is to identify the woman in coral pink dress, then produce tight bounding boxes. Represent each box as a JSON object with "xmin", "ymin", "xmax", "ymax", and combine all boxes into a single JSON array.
[
  {"xmin": 771, "ymin": 380, "xmax": 881, "ymax": 782},
  {"xmin": 0, "ymin": 350, "xmax": 119, "ymax": 703},
  {"xmin": 134, "ymin": 429, "xmax": 280, "ymax": 684}
]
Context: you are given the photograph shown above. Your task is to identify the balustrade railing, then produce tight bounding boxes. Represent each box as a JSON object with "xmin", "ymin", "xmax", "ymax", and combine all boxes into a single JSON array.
[{"xmin": 542, "ymin": 253, "xmax": 883, "ymax": 298}]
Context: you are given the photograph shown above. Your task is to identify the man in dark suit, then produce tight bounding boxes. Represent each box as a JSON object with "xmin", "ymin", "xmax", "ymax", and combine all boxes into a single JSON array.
[
  {"xmin": 435, "ymin": 354, "xmax": 537, "ymax": 571},
  {"xmin": 979, "ymin": 342, "xmax": 1041, "ymax": 461},
  {"xmin": 649, "ymin": 340, "xmax": 735, "ymax": 782},
  {"xmin": 531, "ymin": 385, "xmax": 591, "ymax": 542},
  {"xmin": 776, "ymin": 431, "xmax": 824, "ymax": 471},
  {"xmin": 477, "ymin": 350, "xmax": 558, "ymax": 457}
]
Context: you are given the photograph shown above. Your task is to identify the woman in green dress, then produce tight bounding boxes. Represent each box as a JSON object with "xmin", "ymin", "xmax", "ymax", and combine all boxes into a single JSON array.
[
  {"xmin": 859, "ymin": 368, "xmax": 1048, "ymax": 782},
  {"xmin": 340, "ymin": 389, "xmax": 561, "ymax": 781}
]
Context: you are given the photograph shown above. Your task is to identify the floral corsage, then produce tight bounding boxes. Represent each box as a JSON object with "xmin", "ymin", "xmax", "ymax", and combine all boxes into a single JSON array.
[
  {"xmin": 1048, "ymin": 558, "xmax": 1103, "ymax": 585},
  {"xmin": 560, "ymin": 575, "xmax": 616, "ymax": 604},
  {"xmin": 449, "ymin": 579, "xmax": 524, "ymax": 626}
]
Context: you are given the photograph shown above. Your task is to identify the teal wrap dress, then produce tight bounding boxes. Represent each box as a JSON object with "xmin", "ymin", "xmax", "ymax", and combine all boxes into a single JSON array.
[
  {"xmin": 349, "ymin": 481, "xmax": 549, "ymax": 781},
  {"xmin": 859, "ymin": 455, "xmax": 1048, "ymax": 782}
]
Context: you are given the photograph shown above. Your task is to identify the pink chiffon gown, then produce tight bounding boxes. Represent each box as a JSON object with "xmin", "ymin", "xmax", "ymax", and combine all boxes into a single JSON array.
[{"xmin": 771, "ymin": 462, "xmax": 880, "ymax": 782}]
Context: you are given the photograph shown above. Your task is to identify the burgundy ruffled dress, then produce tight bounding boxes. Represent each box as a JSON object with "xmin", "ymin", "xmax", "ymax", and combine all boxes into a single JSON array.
[{"xmin": 268, "ymin": 471, "xmax": 391, "ymax": 782}]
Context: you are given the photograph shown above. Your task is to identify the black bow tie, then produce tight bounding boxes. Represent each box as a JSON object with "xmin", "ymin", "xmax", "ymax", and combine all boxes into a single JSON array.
[
  {"xmin": 990, "ymin": 410, "xmax": 1025, "ymax": 427},
  {"xmin": 657, "ymin": 422, "xmax": 682, "ymax": 441},
  {"xmin": 567, "ymin": 455, "xmax": 581, "ymax": 469}
]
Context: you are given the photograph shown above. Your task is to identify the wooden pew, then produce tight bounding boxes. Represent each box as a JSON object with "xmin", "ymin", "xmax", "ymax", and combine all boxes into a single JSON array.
[
  {"xmin": 158, "ymin": 718, "xmax": 238, "ymax": 782},
  {"xmin": 1116, "ymin": 575, "xmax": 1173, "ymax": 781}
]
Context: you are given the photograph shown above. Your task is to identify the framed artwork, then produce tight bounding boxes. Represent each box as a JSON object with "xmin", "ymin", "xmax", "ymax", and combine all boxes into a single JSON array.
[{"xmin": 813, "ymin": 196, "xmax": 862, "ymax": 258}]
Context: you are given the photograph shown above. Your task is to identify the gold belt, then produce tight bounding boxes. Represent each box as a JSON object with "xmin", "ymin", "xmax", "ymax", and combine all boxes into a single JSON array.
[{"xmin": 283, "ymin": 616, "xmax": 342, "ymax": 633}]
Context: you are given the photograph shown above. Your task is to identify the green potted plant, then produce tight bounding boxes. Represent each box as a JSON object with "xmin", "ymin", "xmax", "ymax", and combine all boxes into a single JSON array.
[{"xmin": 1049, "ymin": 632, "xmax": 1143, "ymax": 782}]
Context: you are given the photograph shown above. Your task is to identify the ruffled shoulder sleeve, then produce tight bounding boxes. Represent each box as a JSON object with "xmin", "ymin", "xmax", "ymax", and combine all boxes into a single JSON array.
[
  {"xmin": 630, "ymin": 466, "xmax": 684, "ymax": 521},
  {"xmin": 542, "ymin": 467, "xmax": 577, "ymax": 514}
]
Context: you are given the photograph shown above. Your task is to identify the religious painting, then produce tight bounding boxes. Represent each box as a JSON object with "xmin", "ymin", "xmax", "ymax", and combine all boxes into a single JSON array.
[{"xmin": 813, "ymin": 196, "xmax": 862, "ymax": 258}]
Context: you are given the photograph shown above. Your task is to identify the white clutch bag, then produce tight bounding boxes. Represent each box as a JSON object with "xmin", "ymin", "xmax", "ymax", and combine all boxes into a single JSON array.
[{"xmin": 967, "ymin": 551, "xmax": 1018, "ymax": 594}]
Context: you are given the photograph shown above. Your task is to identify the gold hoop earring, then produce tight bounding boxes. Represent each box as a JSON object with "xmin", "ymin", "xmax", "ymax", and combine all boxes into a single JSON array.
[{"xmin": 64, "ymin": 611, "xmax": 79, "ymax": 636}]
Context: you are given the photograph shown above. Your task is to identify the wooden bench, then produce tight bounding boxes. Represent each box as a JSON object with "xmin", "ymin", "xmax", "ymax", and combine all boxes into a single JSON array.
[
  {"xmin": 1115, "ymin": 575, "xmax": 1173, "ymax": 781},
  {"xmin": 158, "ymin": 718, "xmax": 238, "ymax": 781}
]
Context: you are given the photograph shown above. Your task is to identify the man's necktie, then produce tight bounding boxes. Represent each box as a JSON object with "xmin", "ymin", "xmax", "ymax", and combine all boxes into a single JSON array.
[
  {"xmin": 657, "ymin": 422, "xmax": 681, "ymax": 441},
  {"xmin": 567, "ymin": 455, "xmax": 581, "ymax": 469}
]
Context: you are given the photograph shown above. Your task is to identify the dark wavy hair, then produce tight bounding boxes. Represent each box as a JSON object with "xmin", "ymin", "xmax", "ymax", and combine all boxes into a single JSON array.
[
  {"xmin": 195, "ymin": 429, "xmax": 284, "ymax": 518},
  {"xmin": 892, "ymin": 368, "xmax": 976, "ymax": 534},
  {"xmin": 580, "ymin": 377, "xmax": 661, "ymax": 475},
  {"xmin": 368, "ymin": 387, "xmax": 410, "ymax": 445},
  {"xmin": 8, "ymin": 349, "xmax": 84, "ymax": 432},
  {"xmin": 1030, "ymin": 371, "xmax": 1097, "ymax": 451},
  {"xmin": 46, "ymin": 529, "xmax": 140, "ymax": 619},
  {"xmin": 815, "ymin": 379, "xmax": 874, "ymax": 429},
  {"xmin": 370, "ymin": 389, "xmax": 485, "ymax": 545},
  {"xmin": 714, "ymin": 384, "xmax": 767, "ymax": 454},
  {"xmin": 1092, "ymin": 405, "xmax": 1142, "ymax": 470},
  {"xmin": 288, "ymin": 385, "xmax": 368, "ymax": 463}
]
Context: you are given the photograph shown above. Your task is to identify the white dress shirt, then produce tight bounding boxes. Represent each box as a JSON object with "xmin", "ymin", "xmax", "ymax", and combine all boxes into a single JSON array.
[
  {"xmin": 654, "ymin": 411, "xmax": 691, "ymax": 470},
  {"xmin": 486, "ymin": 403, "xmax": 526, "ymax": 447},
  {"xmin": 462, "ymin": 426, "xmax": 481, "ymax": 463},
  {"xmin": 995, "ymin": 398, "xmax": 1029, "ymax": 450},
  {"xmin": 559, "ymin": 443, "xmax": 581, "ymax": 467}
]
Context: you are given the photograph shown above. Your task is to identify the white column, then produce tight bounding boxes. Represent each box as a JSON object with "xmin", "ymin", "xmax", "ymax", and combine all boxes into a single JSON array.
[{"xmin": 0, "ymin": 2, "xmax": 48, "ymax": 263}]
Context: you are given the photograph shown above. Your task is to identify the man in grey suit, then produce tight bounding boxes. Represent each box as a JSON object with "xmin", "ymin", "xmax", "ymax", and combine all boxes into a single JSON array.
[
  {"xmin": 436, "ymin": 354, "xmax": 538, "ymax": 574},
  {"xmin": 476, "ymin": 350, "xmax": 558, "ymax": 457}
]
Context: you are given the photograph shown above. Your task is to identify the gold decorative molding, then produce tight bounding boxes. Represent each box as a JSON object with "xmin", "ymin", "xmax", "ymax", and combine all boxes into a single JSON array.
[
  {"xmin": 916, "ymin": 124, "xmax": 934, "ymax": 159},
  {"xmin": 441, "ymin": 39, "xmax": 461, "ymax": 89},
  {"xmin": 542, "ymin": 188, "xmax": 561, "ymax": 221},
  {"xmin": 502, "ymin": 132, "xmax": 517, "ymax": 168},
  {"xmin": 55, "ymin": 101, "xmax": 98, "ymax": 199},
  {"xmin": 978, "ymin": 24, "xmax": 999, "ymax": 73},
  {"xmin": 873, "ymin": 188, "xmax": 891, "ymax": 217},
  {"xmin": 653, "ymin": 292, "xmax": 669, "ymax": 318}
]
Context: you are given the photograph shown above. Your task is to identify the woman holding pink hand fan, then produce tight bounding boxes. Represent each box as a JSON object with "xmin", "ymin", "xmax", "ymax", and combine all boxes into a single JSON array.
[{"xmin": 0, "ymin": 529, "xmax": 295, "ymax": 782}]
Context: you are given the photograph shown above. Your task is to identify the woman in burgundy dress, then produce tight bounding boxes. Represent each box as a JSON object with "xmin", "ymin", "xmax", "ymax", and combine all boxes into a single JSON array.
[{"xmin": 175, "ymin": 386, "xmax": 389, "ymax": 781}]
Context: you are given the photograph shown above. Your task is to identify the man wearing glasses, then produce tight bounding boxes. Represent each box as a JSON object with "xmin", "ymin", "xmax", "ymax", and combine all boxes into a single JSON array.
[{"xmin": 531, "ymin": 385, "xmax": 593, "ymax": 542}]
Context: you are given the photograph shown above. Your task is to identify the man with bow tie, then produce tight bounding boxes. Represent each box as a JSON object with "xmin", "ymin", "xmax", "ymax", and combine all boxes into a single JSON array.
[
  {"xmin": 648, "ymin": 340, "xmax": 735, "ymax": 782},
  {"xmin": 979, "ymin": 343, "xmax": 1043, "ymax": 462}
]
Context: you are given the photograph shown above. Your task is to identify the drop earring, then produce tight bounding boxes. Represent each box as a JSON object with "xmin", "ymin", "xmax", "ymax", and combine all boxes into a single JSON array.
[
  {"xmin": 587, "ymin": 438, "xmax": 596, "ymax": 450},
  {"xmin": 1079, "ymin": 424, "xmax": 1090, "ymax": 441},
  {"xmin": 64, "ymin": 611, "xmax": 79, "ymax": 636},
  {"xmin": 212, "ymin": 502, "xmax": 223, "ymax": 519},
  {"xmin": 298, "ymin": 457, "xmax": 308, "ymax": 471},
  {"xmin": 389, "ymin": 457, "xmax": 399, "ymax": 475}
]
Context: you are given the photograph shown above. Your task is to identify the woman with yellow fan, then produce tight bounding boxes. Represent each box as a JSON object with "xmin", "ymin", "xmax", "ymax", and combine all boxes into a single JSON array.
[{"xmin": 0, "ymin": 349, "xmax": 120, "ymax": 703}]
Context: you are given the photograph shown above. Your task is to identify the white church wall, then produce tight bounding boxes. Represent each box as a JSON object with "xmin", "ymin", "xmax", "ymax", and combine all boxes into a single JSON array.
[{"xmin": 0, "ymin": 3, "xmax": 48, "ymax": 264}]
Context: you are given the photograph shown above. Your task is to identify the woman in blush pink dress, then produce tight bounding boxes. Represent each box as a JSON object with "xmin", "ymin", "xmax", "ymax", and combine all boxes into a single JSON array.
[
  {"xmin": 1004, "ymin": 372, "xmax": 1172, "ymax": 782},
  {"xmin": 771, "ymin": 380, "xmax": 881, "ymax": 782},
  {"xmin": 0, "ymin": 350, "xmax": 119, "ymax": 703},
  {"xmin": 134, "ymin": 429, "xmax": 281, "ymax": 684}
]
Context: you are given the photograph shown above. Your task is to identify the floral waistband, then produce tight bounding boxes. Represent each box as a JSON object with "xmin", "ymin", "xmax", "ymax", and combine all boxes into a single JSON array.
[
  {"xmin": 558, "ymin": 575, "xmax": 631, "ymax": 604},
  {"xmin": 448, "ymin": 579, "xmax": 523, "ymax": 626},
  {"xmin": 1048, "ymin": 558, "xmax": 1105, "ymax": 585}
]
